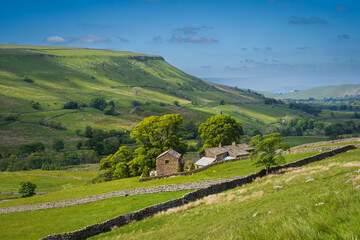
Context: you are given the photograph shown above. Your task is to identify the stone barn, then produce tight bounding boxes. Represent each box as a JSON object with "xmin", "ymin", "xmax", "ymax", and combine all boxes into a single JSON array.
[{"xmin": 156, "ymin": 149, "xmax": 182, "ymax": 176}]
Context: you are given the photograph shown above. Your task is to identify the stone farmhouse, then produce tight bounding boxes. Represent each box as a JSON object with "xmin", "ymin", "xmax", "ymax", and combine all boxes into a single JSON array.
[
  {"xmin": 155, "ymin": 149, "xmax": 182, "ymax": 176},
  {"xmin": 195, "ymin": 142, "xmax": 253, "ymax": 169}
]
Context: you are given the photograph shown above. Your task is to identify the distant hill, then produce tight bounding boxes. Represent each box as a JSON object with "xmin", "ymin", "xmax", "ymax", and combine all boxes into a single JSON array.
[{"xmin": 263, "ymin": 84, "xmax": 360, "ymax": 100}]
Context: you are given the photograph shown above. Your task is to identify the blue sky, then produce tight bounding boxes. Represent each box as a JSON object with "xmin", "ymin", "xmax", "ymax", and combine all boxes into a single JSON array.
[{"xmin": 1, "ymin": 0, "xmax": 359, "ymax": 92}]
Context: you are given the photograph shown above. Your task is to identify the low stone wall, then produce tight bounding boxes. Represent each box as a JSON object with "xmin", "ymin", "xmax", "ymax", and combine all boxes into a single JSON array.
[
  {"xmin": 292, "ymin": 137, "xmax": 360, "ymax": 149},
  {"xmin": 140, "ymin": 156, "xmax": 248, "ymax": 182},
  {"xmin": 40, "ymin": 145, "xmax": 356, "ymax": 240}
]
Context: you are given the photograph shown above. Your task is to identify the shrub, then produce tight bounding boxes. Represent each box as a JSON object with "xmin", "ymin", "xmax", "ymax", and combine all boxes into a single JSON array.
[
  {"xmin": 190, "ymin": 162, "xmax": 195, "ymax": 171},
  {"xmin": 219, "ymin": 99, "xmax": 225, "ymax": 105},
  {"xmin": 173, "ymin": 100, "xmax": 180, "ymax": 106},
  {"xmin": 142, "ymin": 165, "xmax": 150, "ymax": 177},
  {"xmin": 20, "ymin": 142, "xmax": 45, "ymax": 155},
  {"xmin": 5, "ymin": 115, "xmax": 17, "ymax": 121},
  {"xmin": 90, "ymin": 97, "xmax": 107, "ymax": 111},
  {"xmin": 132, "ymin": 100, "xmax": 141, "ymax": 106},
  {"xmin": 63, "ymin": 101, "xmax": 78, "ymax": 109},
  {"xmin": 53, "ymin": 139, "xmax": 64, "ymax": 152},
  {"xmin": 18, "ymin": 181, "xmax": 37, "ymax": 198},
  {"xmin": 103, "ymin": 106, "xmax": 115, "ymax": 115},
  {"xmin": 23, "ymin": 77, "xmax": 34, "ymax": 83},
  {"xmin": 31, "ymin": 101, "xmax": 40, "ymax": 110}
]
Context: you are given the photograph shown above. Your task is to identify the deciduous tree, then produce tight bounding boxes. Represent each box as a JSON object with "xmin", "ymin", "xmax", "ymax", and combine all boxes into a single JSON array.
[
  {"xmin": 249, "ymin": 133, "xmax": 289, "ymax": 173},
  {"xmin": 198, "ymin": 114, "xmax": 243, "ymax": 151}
]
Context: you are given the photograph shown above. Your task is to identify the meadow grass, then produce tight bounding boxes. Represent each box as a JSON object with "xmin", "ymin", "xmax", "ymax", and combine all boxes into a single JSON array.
[
  {"xmin": 0, "ymin": 151, "xmax": 319, "ymax": 207},
  {"xmin": 283, "ymin": 136, "xmax": 328, "ymax": 147},
  {"xmin": 0, "ymin": 193, "xmax": 18, "ymax": 200},
  {"xmin": 0, "ymin": 172, "xmax": 89, "ymax": 192},
  {"xmin": 90, "ymin": 149, "xmax": 360, "ymax": 240},
  {"xmin": 0, "ymin": 191, "xmax": 189, "ymax": 240}
]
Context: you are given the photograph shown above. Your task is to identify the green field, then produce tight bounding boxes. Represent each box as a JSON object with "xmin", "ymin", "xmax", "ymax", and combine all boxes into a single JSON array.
[
  {"xmin": 0, "ymin": 191, "xmax": 188, "ymax": 240},
  {"xmin": 90, "ymin": 149, "xmax": 360, "ymax": 240},
  {"xmin": 283, "ymin": 136, "xmax": 328, "ymax": 147},
  {"xmin": 0, "ymin": 151, "xmax": 318, "ymax": 208}
]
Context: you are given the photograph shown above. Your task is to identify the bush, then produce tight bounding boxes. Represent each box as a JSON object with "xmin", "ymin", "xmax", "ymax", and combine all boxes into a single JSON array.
[
  {"xmin": 63, "ymin": 101, "xmax": 78, "ymax": 109},
  {"xmin": 132, "ymin": 100, "xmax": 141, "ymax": 106},
  {"xmin": 5, "ymin": 115, "xmax": 17, "ymax": 121},
  {"xmin": 173, "ymin": 100, "xmax": 180, "ymax": 107},
  {"xmin": 31, "ymin": 101, "xmax": 40, "ymax": 110},
  {"xmin": 23, "ymin": 77, "xmax": 34, "ymax": 83},
  {"xmin": 53, "ymin": 139, "xmax": 64, "ymax": 152},
  {"xmin": 103, "ymin": 106, "xmax": 115, "ymax": 115},
  {"xmin": 190, "ymin": 162, "xmax": 195, "ymax": 171},
  {"xmin": 20, "ymin": 142, "xmax": 45, "ymax": 155},
  {"xmin": 18, "ymin": 181, "xmax": 37, "ymax": 198},
  {"xmin": 219, "ymin": 99, "xmax": 225, "ymax": 105},
  {"xmin": 90, "ymin": 97, "xmax": 107, "ymax": 111}
]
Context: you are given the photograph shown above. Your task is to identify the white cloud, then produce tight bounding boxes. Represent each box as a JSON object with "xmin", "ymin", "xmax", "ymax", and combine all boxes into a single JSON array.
[
  {"xmin": 73, "ymin": 34, "xmax": 110, "ymax": 43},
  {"xmin": 44, "ymin": 35, "xmax": 66, "ymax": 43}
]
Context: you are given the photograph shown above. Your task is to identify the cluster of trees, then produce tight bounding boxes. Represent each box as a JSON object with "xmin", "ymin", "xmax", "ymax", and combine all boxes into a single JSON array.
[
  {"xmin": 279, "ymin": 117, "xmax": 360, "ymax": 139},
  {"xmin": 96, "ymin": 114, "xmax": 244, "ymax": 182},
  {"xmin": 324, "ymin": 121, "xmax": 360, "ymax": 139},
  {"xmin": 78, "ymin": 126, "xmax": 134, "ymax": 155},
  {"xmin": 280, "ymin": 118, "xmax": 321, "ymax": 136},
  {"xmin": 90, "ymin": 97, "xmax": 116, "ymax": 115},
  {"xmin": 0, "ymin": 141, "xmax": 99, "ymax": 172},
  {"xmin": 289, "ymin": 102, "xmax": 322, "ymax": 116}
]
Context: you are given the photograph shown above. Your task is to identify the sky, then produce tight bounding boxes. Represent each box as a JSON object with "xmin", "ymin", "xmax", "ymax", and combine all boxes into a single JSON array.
[{"xmin": 0, "ymin": 0, "xmax": 359, "ymax": 92}]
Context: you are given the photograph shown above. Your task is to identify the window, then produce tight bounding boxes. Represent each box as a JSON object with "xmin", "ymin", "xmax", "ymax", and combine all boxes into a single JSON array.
[{"xmin": 165, "ymin": 160, "xmax": 170, "ymax": 164}]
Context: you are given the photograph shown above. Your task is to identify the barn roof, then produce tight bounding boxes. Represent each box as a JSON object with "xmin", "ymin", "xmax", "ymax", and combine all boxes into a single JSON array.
[
  {"xmin": 195, "ymin": 157, "xmax": 216, "ymax": 166},
  {"xmin": 156, "ymin": 148, "xmax": 182, "ymax": 159}
]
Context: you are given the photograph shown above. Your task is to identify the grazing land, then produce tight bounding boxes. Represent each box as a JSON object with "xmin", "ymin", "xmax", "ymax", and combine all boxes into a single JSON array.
[{"xmin": 90, "ymin": 148, "xmax": 360, "ymax": 240}]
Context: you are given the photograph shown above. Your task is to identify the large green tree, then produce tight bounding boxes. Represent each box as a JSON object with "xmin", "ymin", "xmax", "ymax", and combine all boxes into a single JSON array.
[
  {"xmin": 130, "ymin": 114, "xmax": 187, "ymax": 174},
  {"xmin": 249, "ymin": 133, "xmax": 290, "ymax": 173},
  {"xmin": 99, "ymin": 146, "xmax": 134, "ymax": 180},
  {"xmin": 198, "ymin": 114, "xmax": 243, "ymax": 150}
]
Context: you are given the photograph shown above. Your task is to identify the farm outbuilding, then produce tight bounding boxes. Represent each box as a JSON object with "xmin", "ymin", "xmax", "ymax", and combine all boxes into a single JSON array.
[{"xmin": 156, "ymin": 149, "xmax": 182, "ymax": 176}]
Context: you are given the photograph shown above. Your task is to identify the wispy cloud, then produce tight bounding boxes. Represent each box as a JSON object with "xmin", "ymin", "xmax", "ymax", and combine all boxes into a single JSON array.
[
  {"xmin": 335, "ymin": 6, "xmax": 348, "ymax": 11},
  {"xmin": 150, "ymin": 36, "xmax": 164, "ymax": 43},
  {"xmin": 289, "ymin": 16, "xmax": 327, "ymax": 24},
  {"xmin": 338, "ymin": 34, "xmax": 350, "ymax": 40},
  {"xmin": 175, "ymin": 26, "xmax": 213, "ymax": 35},
  {"xmin": 169, "ymin": 34, "xmax": 217, "ymax": 43},
  {"xmin": 297, "ymin": 46, "xmax": 309, "ymax": 50},
  {"xmin": 72, "ymin": 34, "xmax": 110, "ymax": 43},
  {"xmin": 117, "ymin": 36, "xmax": 130, "ymax": 43},
  {"xmin": 44, "ymin": 35, "xmax": 66, "ymax": 43}
]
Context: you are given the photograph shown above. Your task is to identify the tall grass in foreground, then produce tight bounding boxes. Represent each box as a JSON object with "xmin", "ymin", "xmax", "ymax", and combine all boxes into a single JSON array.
[{"xmin": 90, "ymin": 149, "xmax": 360, "ymax": 240}]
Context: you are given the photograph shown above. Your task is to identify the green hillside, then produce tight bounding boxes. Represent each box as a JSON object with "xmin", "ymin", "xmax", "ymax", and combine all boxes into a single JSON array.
[
  {"xmin": 91, "ymin": 148, "xmax": 360, "ymax": 240},
  {"xmin": 266, "ymin": 84, "xmax": 360, "ymax": 100},
  {"xmin": 0, "ymin": 44, "xmax": 300, "ymax": 151}
]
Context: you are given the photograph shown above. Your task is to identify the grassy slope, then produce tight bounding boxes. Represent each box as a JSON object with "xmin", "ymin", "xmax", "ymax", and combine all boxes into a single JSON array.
[
  {"xmin": 0, "ymin": 45, "xmax": 300, "ymax": 150},
  {"xmin": 0, "ymin": 191, "xmax": 188, "ymax": 240},
  {"xmin": 0, "ymin": 151, "xmax": 318, "ymax": 207},
  {"xmin": 91, "ymin": 148, "xmax": 360, "ymax": 240},
  {"xmin": 264, "ymin": 84, "xmax": 360, "ymax": 100}
]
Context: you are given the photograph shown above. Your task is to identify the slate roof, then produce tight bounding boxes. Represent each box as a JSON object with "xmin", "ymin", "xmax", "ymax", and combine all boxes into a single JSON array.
[
  {"xmin": 156, "ymin": 148, "xmax": 182, "ymax": 159},
  {"xmin": 195, "ymin": 157, "xmax": 216, "ymax": 166}
]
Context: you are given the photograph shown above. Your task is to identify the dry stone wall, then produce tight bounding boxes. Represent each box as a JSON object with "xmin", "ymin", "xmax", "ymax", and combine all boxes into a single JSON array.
[{"xmin": 40, "ymin": 145, "xmax": 356, "ymax": 240}]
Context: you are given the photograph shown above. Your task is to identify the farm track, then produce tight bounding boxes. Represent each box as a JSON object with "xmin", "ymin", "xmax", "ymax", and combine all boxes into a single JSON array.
[{"xmin": 0, "ymin": 176, "xmax": 245, "ymax": 214}]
